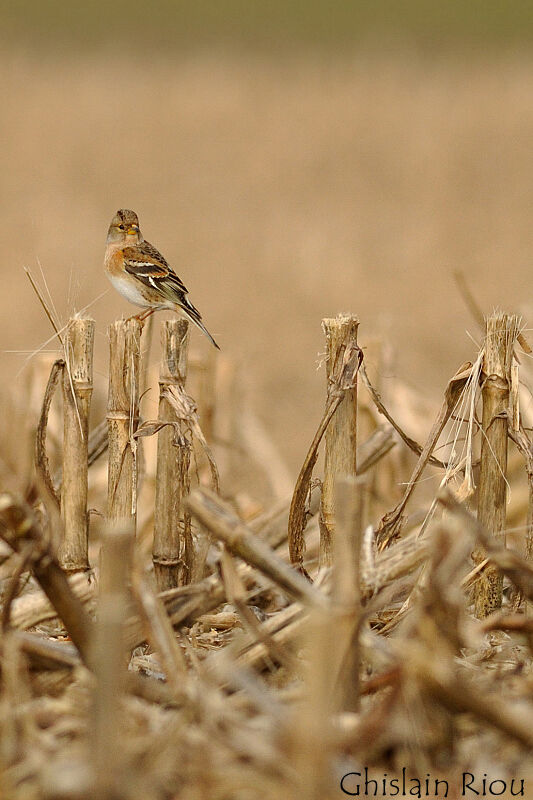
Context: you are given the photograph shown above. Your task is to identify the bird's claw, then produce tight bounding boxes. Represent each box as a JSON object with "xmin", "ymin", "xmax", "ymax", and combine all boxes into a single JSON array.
[{"xmin": 126, "ymin": 309, "xmax": 156, "ymax": 327}]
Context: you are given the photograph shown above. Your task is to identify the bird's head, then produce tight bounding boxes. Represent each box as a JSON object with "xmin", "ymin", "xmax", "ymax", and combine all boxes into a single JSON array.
[{"xmin": 107, "ymin": 209, "xmax": 142, "ymax": 245}]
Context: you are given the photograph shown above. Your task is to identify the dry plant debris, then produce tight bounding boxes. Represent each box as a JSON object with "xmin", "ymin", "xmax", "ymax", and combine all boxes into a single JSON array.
[{"xmin": 0, "ymin": 310, "xmax": 533, "ymax": 800}]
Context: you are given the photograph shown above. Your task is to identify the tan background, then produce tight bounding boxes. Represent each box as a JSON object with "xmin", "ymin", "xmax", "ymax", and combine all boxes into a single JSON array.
[{"xmin": 2, "ymin": 9, "xmax": 533, "ymax": 474}]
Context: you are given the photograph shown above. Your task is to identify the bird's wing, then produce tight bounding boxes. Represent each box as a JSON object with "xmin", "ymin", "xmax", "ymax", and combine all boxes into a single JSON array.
[
  {"xmin": 123, "ymin": 242, "xmax": 220, "ymax": 349},
  {"xmin": 122, "ymin": 241, "xmax": 190, "ymax": 298}
]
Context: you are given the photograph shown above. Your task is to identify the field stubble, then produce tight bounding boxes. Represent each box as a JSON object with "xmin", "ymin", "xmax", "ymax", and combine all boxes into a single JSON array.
[
  {"xmin": 0, "ymin": 50, "xmax": 533, "ymax": 797},
  {"xmin": 1, "ymin": 303, "xmax": 533, "ymax": 797},
  {"xmin": 2, "ymin": 49, "xmax": 533, "ymax": 472}
]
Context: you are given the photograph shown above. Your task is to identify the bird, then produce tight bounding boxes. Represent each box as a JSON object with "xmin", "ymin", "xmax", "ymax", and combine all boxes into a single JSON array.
[{"xmin": 104, "ymin": 209, "xmax": 219, "ymax": 349}]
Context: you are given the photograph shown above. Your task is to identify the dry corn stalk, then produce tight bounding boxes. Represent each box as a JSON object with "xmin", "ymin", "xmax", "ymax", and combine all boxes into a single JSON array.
[
  {"xmin": 92, "ymin": 527, "xmax": 133, "ymax": 798},
  {"xmin": 333, "ymin": 476, "xmax": 366, "ymax": 711},
  {"xmin": 107, "ymin": 319, "xmax": 141, "ymax": 526},
  {"xmin": 153, "ymin": 319, "xmax": 191, "ymax": 590},
  {"xmin": 187, "ymin": 488, "xmax": 328, "ymax": 608},
  {"xmin": 0, "ymin": 494, "xmax": 93, "ymax": 662},
  {"xmin": 474, "ymin": 312, "xmax": 519, "ymax": 617},
  {"xmin": 320, "ymin": 314, "xmax": 359, "ymax": 566},
  {"xmin": 59, "ymin": 317, "xmax": 95, "ymax": 572},
  {"xmin": 288, "ymin": 322, "xmax": 362, "ymax": 573}
]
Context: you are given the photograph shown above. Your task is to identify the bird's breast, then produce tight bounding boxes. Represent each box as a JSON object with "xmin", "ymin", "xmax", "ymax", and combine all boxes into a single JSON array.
[{"xmin": 106, "ymin": 270, "xmax": 152, "ymax": 307}]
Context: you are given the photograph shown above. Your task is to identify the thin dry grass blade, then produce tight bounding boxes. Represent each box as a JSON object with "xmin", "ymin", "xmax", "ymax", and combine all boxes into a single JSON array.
[
  {"xmin": 34, "ymin": 358, "xmax": 64, "ymax": 508},
  {"xmin": 376, "ymin": 361, "xmax": 473, "ymax": 548}
]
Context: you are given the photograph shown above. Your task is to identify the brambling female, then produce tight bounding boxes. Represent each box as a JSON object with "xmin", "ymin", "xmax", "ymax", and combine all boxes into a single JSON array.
[{"xmin": 104, "ymin": 209, "xmax": 219, "ymax": 349}]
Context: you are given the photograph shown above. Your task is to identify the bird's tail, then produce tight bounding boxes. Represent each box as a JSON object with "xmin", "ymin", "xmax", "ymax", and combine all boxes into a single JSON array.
[
  {"xmin": 191, "ymin": 315, "xmax": 220, "ymax": 350},
  {"xmin": 179, "ymin": 301, "xmax": 220, "ymax": 350}
]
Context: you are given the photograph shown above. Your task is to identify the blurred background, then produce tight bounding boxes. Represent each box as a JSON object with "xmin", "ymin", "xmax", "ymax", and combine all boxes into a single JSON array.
[{"xmin": 2, "ymin": 1, "xmax": 533, "ymax": 475}]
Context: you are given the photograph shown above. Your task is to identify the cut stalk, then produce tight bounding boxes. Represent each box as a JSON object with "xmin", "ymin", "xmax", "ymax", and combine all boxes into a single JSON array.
[
  {"xmin": 107, "ymin": 319, "xmax": 142, "ymax": 526},
  {"xmin": 320, "ymin": 314, "xmax": 359, "ymax": 567},
  {"xmin": 153, "ymin": 319, "xmax": 190, "ymax": 590},
  {"xmin": 92, "ymin": 526, "xmax": 133, "ymax": 799},
  {"xmin": 286, "ymin": 605, "xmax": 335, "ymax": 800},
  {"xmin": 333, "ymin": 476, "xmax": 366, "ymax": 711},
  {"xmin": 59, "ymin": 318, "xmax": 95, "ymax": 572},
  {"xmin": 474, "ymin": 312, "xmax": 519, "ymax": 618}
]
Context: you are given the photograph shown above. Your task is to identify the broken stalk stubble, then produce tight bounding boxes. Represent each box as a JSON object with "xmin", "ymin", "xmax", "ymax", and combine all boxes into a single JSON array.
[
  {"xmin": 153, "ymin": 319, "xmax": 191, "ymax": 590},
  {"xmin": 320, "ymin": 314, "xmax": 359, "ymax": 567},
  {"xmin": 474, "ymin": 312, "xmax": 519, "ymax": 618},
  {"xmin": 59, "ymin": 317, "xmax": 95, "ymax": 572},
  {"xmin": 107, "ymin": 319, "xmax": 142, "ymax": 526}
]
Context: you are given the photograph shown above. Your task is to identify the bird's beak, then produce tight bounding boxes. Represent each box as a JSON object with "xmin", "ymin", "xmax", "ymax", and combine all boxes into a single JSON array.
[{"xmin": 127, "ymin": 225, "xmax": 139, "ymax": 235}]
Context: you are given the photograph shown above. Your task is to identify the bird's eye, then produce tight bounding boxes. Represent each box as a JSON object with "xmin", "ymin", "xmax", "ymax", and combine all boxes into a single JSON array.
[{"xmin": 118, "ymin": 224, "xmax": 125, "ymax": 230}]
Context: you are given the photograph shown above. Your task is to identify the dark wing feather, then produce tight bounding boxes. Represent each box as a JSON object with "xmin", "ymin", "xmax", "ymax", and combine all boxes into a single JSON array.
[
  {"xmin": 123, "ymin": 241, "xmax": 220, "ymax": 349},
  {"xmin": 122, "ymin": 241, "xmax": 189, "ymax": 296}
]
